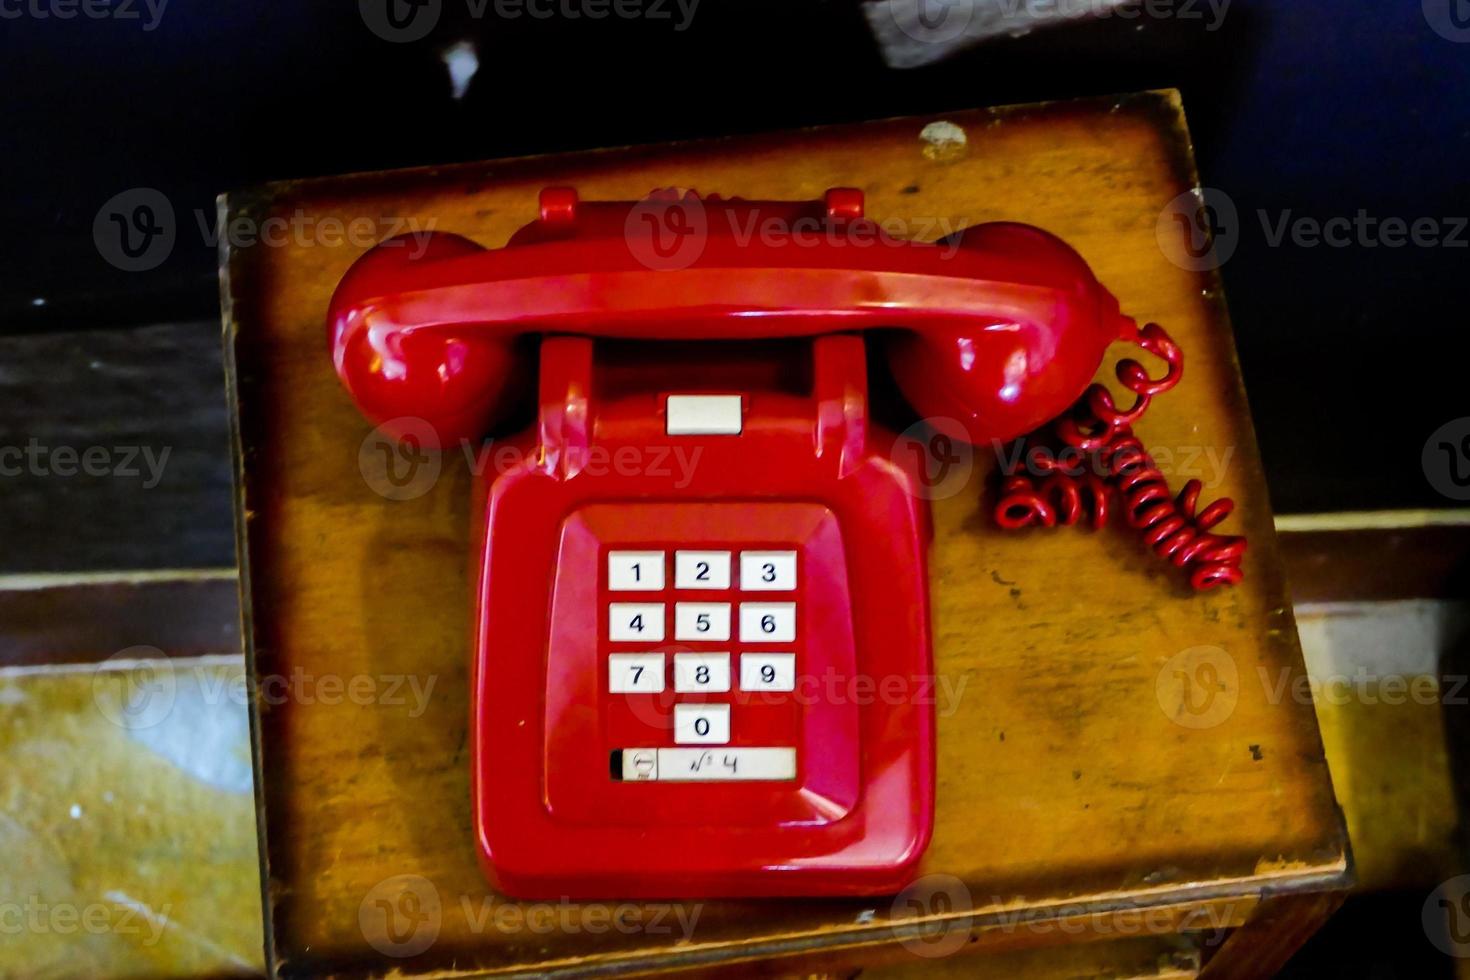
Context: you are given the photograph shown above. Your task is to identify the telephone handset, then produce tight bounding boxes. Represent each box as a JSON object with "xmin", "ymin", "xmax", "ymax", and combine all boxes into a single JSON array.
[{"xmin": 327, "ymin": 188, "xmax": 1193, "ymax": 898}]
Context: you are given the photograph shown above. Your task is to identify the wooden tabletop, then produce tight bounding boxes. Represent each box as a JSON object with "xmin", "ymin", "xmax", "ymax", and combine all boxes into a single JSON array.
[{"xmin": 223, "ymin": 89, "xmax": 1348, "ymax": 978}]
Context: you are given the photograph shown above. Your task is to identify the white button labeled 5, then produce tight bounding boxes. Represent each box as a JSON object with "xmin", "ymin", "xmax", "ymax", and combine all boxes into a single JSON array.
[
  {"xmin": 608, "ymin": 653, "xmax": 664, "ymax": 693},
  {"xmin": 608, "ymin": 551, "xmax": 664, "ymax": 591},
  {"xmin": 674, "ymin": 703, "xmax": 729, "ymax": 745},
  {"xmin": 674, "ymin": 652, "xmax": 730, "ymax": 693},
  {"xmin": 674, "ymin": 603, "xmax": 730, "ymax": 641},
  {"xmin": 739, "ymin": 602, "xmax": 796, "ymax": 642},
  {"xmin": 740, "ymin": 551, "xmax": 796, "ymax": 591},
  {"xmin": 609, "ymin": 603, "xmax": 664, "ymax": 642},
  {"xmin": 741, "ymin": 653, "xmax": 795, "ymax": 692}
]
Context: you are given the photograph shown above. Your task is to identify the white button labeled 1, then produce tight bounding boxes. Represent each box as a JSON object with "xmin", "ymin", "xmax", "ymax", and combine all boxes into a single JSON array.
[
  {"xmin": 741, "ymin": 653, "xmax": 795, "ymax": 692},
  {"xmin": 740, "ymin": 603, "xmax": 796, "ymax": 642},
  {"xmin": 674, "ymin": 603, "xmax": 730, "ymax": 641},
  {"xmin": 608, "ymin": 551, "xmax": 664, "ymax": 591},
  {"xmin": 674, "ymin": 652, "xmax": 730, "ymax": 692},
  {"xmin": 608, "ymin": 653, "xmax": 664, "ymax": 693},
  {"xmin": 674, "ymin": 704, "xmax": 729, "ymax": 744},
  {"xmin": 740, "ymin": 551, "xmax": 797, "ymax": 591},
  {"xmin": 609, "ymin": 603, "xmax": 664, "ymax": 642}
]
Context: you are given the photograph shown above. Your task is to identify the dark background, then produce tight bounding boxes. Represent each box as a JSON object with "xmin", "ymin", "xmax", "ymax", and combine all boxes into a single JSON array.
[{"xmin": 0, "ymin": 0, "xmax": 1467, "ymax": 572}]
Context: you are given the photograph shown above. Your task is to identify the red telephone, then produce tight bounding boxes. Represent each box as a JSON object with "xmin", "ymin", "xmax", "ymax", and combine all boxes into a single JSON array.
[{"xmin": 327, "ymin": 187, "xmax": 1225, "ymax": 899}]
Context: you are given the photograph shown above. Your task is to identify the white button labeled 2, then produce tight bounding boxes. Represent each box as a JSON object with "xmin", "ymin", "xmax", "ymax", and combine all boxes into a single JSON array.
[
  {"xmin": 740, "ymin": 602, "xmax": 796, "ymax": 642},
  {"xmin": 674, "ymin": 703, "xmax": 729, "ymax": 744},
  {"xmin": 741, "ymin": 653, "xmax": 795, "ymax": 692},
  {"xmin": 609, "ymin": 603, "xmax": 664, "ymax": 642},
  {"xmin": 675, "ymin": 551, "xmax": 730, "ymax": 590},
  {"xmin": 608, "ymin": 551, "xmax": 664, "ymax": 591},
  {"xmin": 740, "ymin": 551, "xmax": 797, "ymax": 591},
  {"xmin": 674, "ymin": 653, "xmax": 730, "ymax": 693},
  {"xmin": 608, "ymin": 653, "xmax": 664, "ymax": 693},
  {"xmin": 674, "ymin": 603, "xmax": 730, "ymax": 641}
]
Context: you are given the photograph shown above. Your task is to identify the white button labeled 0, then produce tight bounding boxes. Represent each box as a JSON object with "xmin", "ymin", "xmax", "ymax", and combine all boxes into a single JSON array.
[
  {"xmin": 674, "ymin": 704, "xmax": 729, "ymax": 745},
  {"xmin": 674, "ymin": 652, "xmax": 730, "ymax": 693},
  {"xmin": 740, "ymin": 551, "xmax": 797, "ymax": 591},
  {"xmin": 608, "ymin": 551, "xmax": 664, "ymax": 591},
  {"xmin": 739, "ymin": 602, "xmax": 796, "ymax": 642}
]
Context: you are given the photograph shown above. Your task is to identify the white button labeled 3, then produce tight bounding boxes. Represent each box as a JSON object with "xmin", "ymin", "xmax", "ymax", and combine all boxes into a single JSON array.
[
  {"xmin": 674, "ymin": 602, "xmax": 730, "ymax": 641},
  {"xmin": 740, "ymin": 551, "xmax": 797, "ymax": 591},
  {"xmin": 740, "ymin": 653, "xmax": 795, "ymax": 692},
  {"xmin": 739, "ymin": 602, "xmax": 796, "ymax": 642},
  {"xmin": 608, "ymin": 551, "xmax": 664, "ymax": 591},
  {"xmin": 609, "ymin": 603, "xmax": 664, "ymax": 642},
  {"xmin": 608, "ymin": 653, "xmax": 664, "ymax": 693},
  {"xmin": 674, "ymin": 703, "xmax": 729, "ymax": 744},
  {"xmin": 674, "ymin": 652, "xmax": 730, "ymax": 693},
  {"xmin": 675, "ymin": 551, "xmax": 731, "ymax": 590}
]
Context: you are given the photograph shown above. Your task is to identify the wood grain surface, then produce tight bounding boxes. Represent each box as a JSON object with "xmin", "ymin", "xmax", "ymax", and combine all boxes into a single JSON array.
[{"xmin": 223, "ymin": 90, "xmax": 1349, "ymax": 978}]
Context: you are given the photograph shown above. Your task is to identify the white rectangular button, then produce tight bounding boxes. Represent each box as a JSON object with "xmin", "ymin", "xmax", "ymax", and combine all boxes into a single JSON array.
[
  {"xmin": 675, "ymin": 551, "xmax": 731, "ymax": 590},
  {"xmin": 739, "ymin": 602, "xmax": 796, "ymax": 642},
  {"xmin": 658, "ymin": 748, "xmax": 796, "ymax": 781},
  {"xmin": 740, "ymin": 551, "xmax": 797, "ymax": 591},
  {"xmin": 609, "ymin": 603, "xmax": 665, "ymax": 642},
  {"xmin": 740, "ymin": 653, "xmax": 795, "ymax": 692},
  {"xmin": 608, "ymin": 653, "xmax": 664, "ymax": 693},
  {"xmin": 673, "ymin": 703, "xmax": 729, "ymax": 744},
  {"xmin": 619, "ymin": 748, "xmax": 659, "ymax": 781},
  {"xmin": 674, "ymin": 602, "xmax": 731, "ymax": 641},
  {"xmin": 666, "ymin": 394, "xmax": 743, "ymax": 435},
  {"xmin": 608, "ymin": 551, "xmax": 664, "ymax": 591},
  {"xmin": 674, "ymin": 652, "xmax": 730, "ymax": 693}
]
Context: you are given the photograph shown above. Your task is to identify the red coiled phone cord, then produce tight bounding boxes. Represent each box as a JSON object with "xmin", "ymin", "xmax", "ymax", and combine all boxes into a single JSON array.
[{"xmin": 992, "ymin": 323, "xmax": 1247, "ymax": 590}]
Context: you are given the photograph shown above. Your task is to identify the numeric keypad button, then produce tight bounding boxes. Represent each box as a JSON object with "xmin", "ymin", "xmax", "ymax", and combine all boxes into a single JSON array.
[
  {"xmin": 674, "ymin": 703, "xmax": 730, "ymax": 745},
  {"xmin": 608, "ymin": 551, "xmax": 664, "ymax": 591},
  {"xmin": 674, "ymin": 653, "xmax": 731, "ymax": 693},
  {"xmin": 608, "ymin": 653, "xmax": 665, "ymax": 693},
  {"xmin": 740, "ymin": 551, "xmax": 797, "ymax": 591},
  {"xmin": 739, "ymin": 602, "xmax": 796, "ymax": 642},
  {"xmin": 675, "ymin": 551, "xmax": 731, "ymax": 590},
  {"xmin": 609, "ymin": 603, "xmax": 665, "ymax": 642},
  {"xmin": 674, "ymin": 602, "xmax": 731, "ymax": 641},
  {"xmin": 740, "ymin": 653, "xmax": 795, "ymax": 692}
]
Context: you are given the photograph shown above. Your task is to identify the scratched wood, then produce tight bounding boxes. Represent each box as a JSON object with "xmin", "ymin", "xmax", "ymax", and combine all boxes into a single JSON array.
[{"xmin": 223, "ymin": 90, "xmax": 1349, "ymax": 978}]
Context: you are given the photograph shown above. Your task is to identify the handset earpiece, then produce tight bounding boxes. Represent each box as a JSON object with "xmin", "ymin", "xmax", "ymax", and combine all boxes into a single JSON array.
[{"xmin": 328, "ymin": 231, "xmax": 531, "ymax": 448}]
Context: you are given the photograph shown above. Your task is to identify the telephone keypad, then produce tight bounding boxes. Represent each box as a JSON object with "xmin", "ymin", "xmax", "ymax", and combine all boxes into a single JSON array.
[{"xmin": 605, "ymin": 546, "xmax": 803, "ymax": 781}]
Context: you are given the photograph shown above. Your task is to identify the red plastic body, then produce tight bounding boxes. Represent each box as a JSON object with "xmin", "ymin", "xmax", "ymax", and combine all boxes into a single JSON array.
[{"xmin": 326, "ymin": 188, "xmax": 1138, "ymax": 898}]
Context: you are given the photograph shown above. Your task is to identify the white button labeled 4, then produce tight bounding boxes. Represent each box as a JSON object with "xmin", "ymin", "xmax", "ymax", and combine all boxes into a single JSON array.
[
  {"xmin": 739, "ymin": 602, "xmax": 796, "ymax": 642},
  {"xmin": 674, "ymin": 704, "xmax": 729, "ymax": 745},
  {"xmin": 674, "ymin": 652, "xmax": 730, "ymax": 693},
  {"xmin": 609, "ymin": 603, "xmax": 664, "ymax": 642}
]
